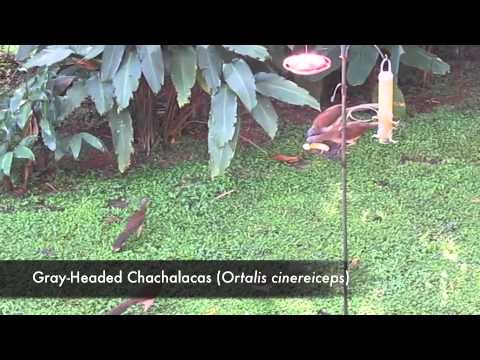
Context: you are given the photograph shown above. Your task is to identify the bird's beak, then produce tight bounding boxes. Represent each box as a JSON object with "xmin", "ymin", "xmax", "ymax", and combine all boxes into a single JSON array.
[{"xmin": 306, "ymin": 127, "xmax": 320, "ymax": 137}]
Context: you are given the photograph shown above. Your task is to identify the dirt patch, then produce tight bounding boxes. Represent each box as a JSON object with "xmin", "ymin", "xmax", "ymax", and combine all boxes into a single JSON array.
[
  {"xmin": 404, "ymin": 60, "xmax": 477, "ymax": 114},
  {"xmin": 0, "ymin": 52, "xmax": 23, "ymax": 93},
  {"xmin": 273, "ymin": 100, "xmax": 318, "ymax": 125},
  {"xmin": 186, "ymin": 113, "xmax": 271, "ymax": 146}
]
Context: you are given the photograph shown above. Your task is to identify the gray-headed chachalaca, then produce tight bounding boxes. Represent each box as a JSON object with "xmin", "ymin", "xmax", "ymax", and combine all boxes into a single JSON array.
[
  {"xmin": 306, "ymin": 104, "xmax": 343, "ymax": 138},
  {"xmin": 307, "ymin": 119, "xmax": 378, "ymax": 146},
  {"xmin": 305, "ymin": 104, "xmax": 377, "ymax": 157},
  {"xmin": 112, "ymin": 197, "xmax": 151, "ymax": 252}
]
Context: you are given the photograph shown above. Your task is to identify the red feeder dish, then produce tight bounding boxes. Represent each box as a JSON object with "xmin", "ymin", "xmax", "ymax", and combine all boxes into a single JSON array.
[{"xmin": 283, "ymin": 53, "xmax": 332, "ymax": 75}]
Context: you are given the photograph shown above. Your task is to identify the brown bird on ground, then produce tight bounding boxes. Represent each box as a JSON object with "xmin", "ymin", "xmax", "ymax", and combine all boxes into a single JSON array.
[{"xmin": 112, "ymin": 197, "xmax": 151, "ymax": 252}]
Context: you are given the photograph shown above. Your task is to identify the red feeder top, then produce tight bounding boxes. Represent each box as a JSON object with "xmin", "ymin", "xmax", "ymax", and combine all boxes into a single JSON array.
[{"xmin": 283, "ymin": 53, "xmax": 332, "ymax": 76}]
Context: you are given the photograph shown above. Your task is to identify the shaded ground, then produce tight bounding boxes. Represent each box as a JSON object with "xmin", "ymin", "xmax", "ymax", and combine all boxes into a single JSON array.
[{"xmin": 403, "ymin": 59, "xmax": 480, "ymax": 114}]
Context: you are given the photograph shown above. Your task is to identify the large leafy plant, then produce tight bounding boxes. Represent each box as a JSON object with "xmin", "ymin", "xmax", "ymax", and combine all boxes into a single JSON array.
[{"xmin": 0, "ymin": 45, "xmax": 321, "ymax": 181}]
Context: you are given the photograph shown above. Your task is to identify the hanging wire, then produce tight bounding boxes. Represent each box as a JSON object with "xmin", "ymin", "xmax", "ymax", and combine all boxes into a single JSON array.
[{"xmin": 339, "ymin": 45, "xmax": 349, "ymax": 316}]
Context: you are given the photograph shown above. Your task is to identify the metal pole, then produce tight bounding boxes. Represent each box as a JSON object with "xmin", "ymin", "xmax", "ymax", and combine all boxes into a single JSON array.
[{"xmin": 340, "ymin": 45, "xmax": 349, "ymax": 315}]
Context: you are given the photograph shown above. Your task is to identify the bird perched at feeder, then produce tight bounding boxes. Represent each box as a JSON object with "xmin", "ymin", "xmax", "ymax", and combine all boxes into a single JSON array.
[
  {"xmin": 306, "ymin": 104, "xmax": 343, "ymax": 138},
  {"xmin": 112, "ymin": 198, "xmax": 151, "ymax": 252},
  {"xmin": 307, "ymin": 118, "xmax": 378, "ymax": 146},
  {"xmin": 306, "ymin": 117, "xmax": 377, "ymax": 158}
]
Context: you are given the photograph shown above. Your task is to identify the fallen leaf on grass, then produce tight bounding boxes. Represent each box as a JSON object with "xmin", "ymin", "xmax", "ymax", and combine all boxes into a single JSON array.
[
  {"xmin": 471, "ymin": 198, "xmax": 480, "ymax": 204},
  {"xmin": 349, "ymin": 258, "xmax": 360, "ymax": 270},
  {"xmin": 205, "ymin": 307, "xmax": 219, "ymax": 315},
  {"xmin": 215, "ymin": 190, "xmax": 236, "ymax": 200},
  {"xmin": 272, "ymin": 154, "xmax": 302, "ymax": 164}
]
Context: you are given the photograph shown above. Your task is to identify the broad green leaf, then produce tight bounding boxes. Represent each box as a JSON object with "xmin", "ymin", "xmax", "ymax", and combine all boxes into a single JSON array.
[
  {"xmin": 13, "ymin": 145, "xmax": 35, "ymax": 160},
  {"xmin": 209, "ymin": 114, "xmax": 240, "ymax": 178},
  {"xmin": 16, "ymin": 45, "xmax": 37, "ymax": 61},
  {"xmin": 136, "ymin": 45, "xmax": 164, "ymax": 94},
  {"xmin": 209, "ymin": 85, "xmax": 238, "ymax": 148},
  {"xmin": 223, "ymin": 59, "xmax": 257, "ymax": 111},
  {"xmin": 0, "ymin": 151, "xmax": 13, "ymax": 176},
  {"xmin": 292, "ymin": 76, "xmax": 324, "ymax": 104},
  {"xmin": 108, "ymin": 109, "xmax": 134, "ymax": 173},
  {"xmin": 19, "ymin": 135, "xmax": 38, "ymax": 147},
  {"xmin": 15, "ymin": 102, "xmax": 32, "ymax": 130},
  {"xmin": 24, "ymin": 47, "xmax": 73, "ymax": 68},
  {"xmin": 81, "ymin": 132, "xmax": 105, "ymax": 152},
  {"xmin": 170, "ymin": 45, "xmax": 198, "ymax": 107},
  {"xmin": 54, "ymin": 136, "xmax": 70, "ymax": 161},
  {"xmin": 251, "ymin": 95, "xmax": 278, "ymax": 139},
  {"xmin": 255, "ymin": 72, "xmax": 320, "ymax": 110},
  {"xmin": 0, "ymin": 94, "xmax": 9, "ymax": 109},
  {"xmin": 197, "ymin": 45, "xmax": 223, "ymax": 92},
  {"xmin": 9, "ymin": 88, "xmax": 26, "ymax": 113},
  {"xmin": 113, "ymin": 49, "xmax": 142, "ymax": 111},
  {"xmin": 40, "ymin": 115, "xmax": 56, "ymax": 151},
  {"xmin": 401, "ymin": 46, "xmax": 450, "ymax": 75},
  {"xmin": 196, "ymin": 71, "xmax": 210, "ymax": 94},
  {"xmin": 347, "ymin": 45, "xmax": 379, "ymax": 86},
  {"xmin": 101, "ymin": 45, "xmax": 126, "ymax": 81},
  {"xmin": 69, "ymin": 45, "xmax": 102, "ymax": 57},
  {"xmin": 84, "ymin": 45, "xmax": 105, "ymax": 60},
  {"xmin": 69, "ymin": 134, "xmax": 82, "ymax": 159},
  {"xmin": 57, "ymin": 80, "xmax": 89, "ymax": 121},
  {"xmin": 53, "ymin": 76, "xmax": 76, "ymax": 95},
  {"xmin": 27, "ymin": 89, "xmax": 49, "ymax": 102},
  {"xmin": 0, "ymin": 142, "xmax": 7, "ymax": 155},
  {"xmin": 223, "ymin": 45, "xmax": 270, "ymax": 61},
  {"xmin": 86, "ymin": 75, "xmax": 114, "ymax": 115}
]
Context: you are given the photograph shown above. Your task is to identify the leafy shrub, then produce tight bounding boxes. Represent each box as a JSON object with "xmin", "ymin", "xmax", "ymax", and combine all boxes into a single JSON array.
[{"xmin": 0, "ymin": 45, "xmax": 450, "ymax": 185}]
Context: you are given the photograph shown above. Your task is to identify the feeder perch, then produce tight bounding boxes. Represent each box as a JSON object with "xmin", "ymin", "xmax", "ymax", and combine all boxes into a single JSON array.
[{"xmin": 303, "ymin": 143, "xmax": 330, "ymax": 152}]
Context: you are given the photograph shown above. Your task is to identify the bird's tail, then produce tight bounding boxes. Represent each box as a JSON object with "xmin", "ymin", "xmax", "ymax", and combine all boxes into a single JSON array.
[{"xmin": 112, "ymin": 231, "xmax": 130, "ymax": 252}]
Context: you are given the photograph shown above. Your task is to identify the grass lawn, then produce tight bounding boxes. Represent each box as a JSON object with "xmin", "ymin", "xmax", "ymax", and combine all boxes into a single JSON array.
[{"xmin": 1, "ymin": 102, "xmax": 480, "ymax": 314}]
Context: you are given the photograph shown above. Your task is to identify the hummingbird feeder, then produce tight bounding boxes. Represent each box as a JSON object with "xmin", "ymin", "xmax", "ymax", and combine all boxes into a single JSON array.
[{"xmin": 283, "ymin": 46, "xmax": 332, "ymax": 76}]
